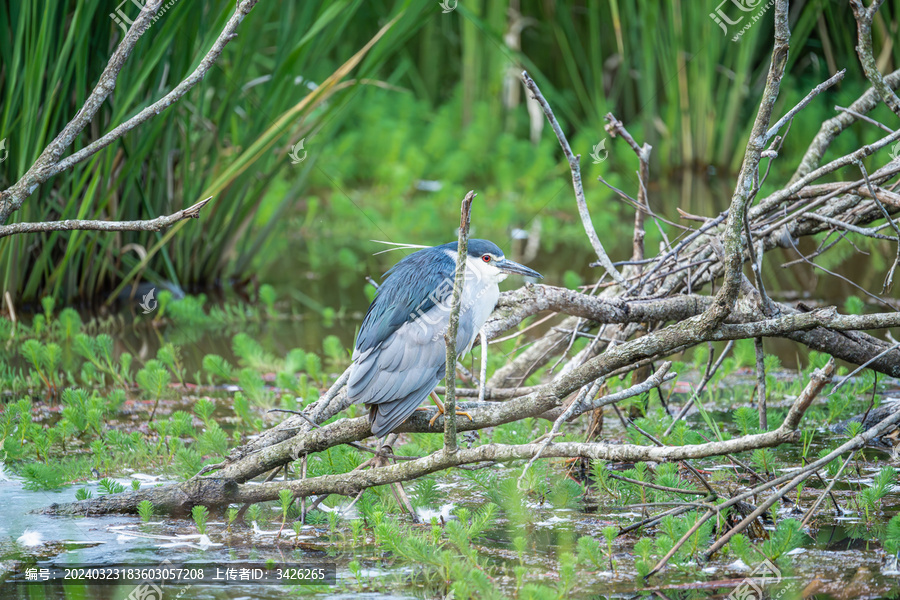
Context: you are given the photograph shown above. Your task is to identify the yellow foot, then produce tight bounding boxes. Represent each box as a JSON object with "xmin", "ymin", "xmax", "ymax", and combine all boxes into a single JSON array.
[{"xmin": 428, "ymin": 410, "xmax": 474, "ymax": 428}]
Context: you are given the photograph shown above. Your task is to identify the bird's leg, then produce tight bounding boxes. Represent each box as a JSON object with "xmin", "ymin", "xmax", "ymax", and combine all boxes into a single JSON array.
[
  {"xmin": 429, "ymin": 390, "xmax": 446, "ymax": 412},
  {"xmin": 424, "ymin": 391, "xmax": 474, "ymax": 427},
  {"xmin": 374, "ymin": 435, "xmax": 419, "ymax": 523},
  {"xmin": 390, "ymin": 480, "xmax": 420, "ymax": 524},
  {"xmin": 414, "ymin": 391, "xmax": 445, "ymax": 415}
]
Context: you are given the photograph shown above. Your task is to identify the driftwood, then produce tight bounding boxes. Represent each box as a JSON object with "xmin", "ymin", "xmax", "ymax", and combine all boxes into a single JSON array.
[{"xmin": 42, "ymin": 0, "xmax": 900, "ymax": 536}]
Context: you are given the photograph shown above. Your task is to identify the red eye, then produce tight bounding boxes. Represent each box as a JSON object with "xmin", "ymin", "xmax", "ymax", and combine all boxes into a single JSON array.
[{"xmin": 481, "ymin": 254, "xmax": 491, "ymax": 263}]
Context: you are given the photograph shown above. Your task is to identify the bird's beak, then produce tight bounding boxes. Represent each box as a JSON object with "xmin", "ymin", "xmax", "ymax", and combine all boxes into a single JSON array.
[{"xmin": 495, "ymin": 258, "xmax": 543, "ymax": 279}]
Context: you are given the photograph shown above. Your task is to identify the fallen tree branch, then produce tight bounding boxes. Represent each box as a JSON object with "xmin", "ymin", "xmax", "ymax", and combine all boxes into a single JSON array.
[
  {"xmin": 43, "ymin": 299, "xmax": 900, "ymax": 517},
  {"xmin": 39, "ymin": 403, "xmax": 811, "ymax": 516},
  {"xmin": 791, "ymin": 68, "xmax": 900, "ymax": 183},
  {"xmin": 196, "ymin": 293, "xmax": 900, "ymax": 485},
  {"xmin": 40, "ymin": 351, "xmax": 822, "ymax": 517}
]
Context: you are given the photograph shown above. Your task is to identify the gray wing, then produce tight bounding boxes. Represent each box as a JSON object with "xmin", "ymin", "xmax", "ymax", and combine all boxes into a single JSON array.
[
  {"xmin": 355, "ymin": 246, "xmax": 456, "ymax": 355},
  {"xmin": 349, "ymin": 302, "xmax": 478, "ymax": 438}
]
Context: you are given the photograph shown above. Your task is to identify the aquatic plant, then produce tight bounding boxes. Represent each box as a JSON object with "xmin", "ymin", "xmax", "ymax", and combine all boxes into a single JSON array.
[
  {"xmin": 761, "ymin": 519, "xmax": 807, "ymax": 561},
  {"xmin": 192, "ymin": 505, "xmax": 209, "ymax": 535},
  {"xmin": 278, "ymin": 489, "xmax": 294, "ymax": 537},
  {"xmin": 136, "ymin": 360, "xmax": 172, "ymax": 421},
  {"xmin": 98, "ymin": 478, "xmax": 125, "ymax": 495},
  {"xmin": 20, "ymin": 463, "xmax": 69, "ymax": 491},
  {"xmin": 245, "ymin": 504, "xmax": 263, "ymax": 527},
  {"xmin": 226, "ymin": 508, "xmax": 239, "ymax": 533},
  {"xmin": 856, "ymin": 466, "xmax": 896, "ymax": 522},
  {"xmin": 138, "ymin": 500, "xmax": 154, "ymax": 523}
]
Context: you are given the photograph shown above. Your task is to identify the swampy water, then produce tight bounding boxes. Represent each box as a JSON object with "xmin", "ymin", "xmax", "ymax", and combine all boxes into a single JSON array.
[{"xmin": 4, "ymin": 346, "xmax": 900, "ymax": 599}]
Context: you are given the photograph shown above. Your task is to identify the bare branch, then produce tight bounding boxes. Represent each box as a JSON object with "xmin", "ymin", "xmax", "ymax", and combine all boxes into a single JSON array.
[
  {"xmin": 444, "ymin": 191, "xmax": 476, "ymax": 453},
  {"xmin": 0, "ymin": 0, "xmax": 163, "ymax": 221},
  {"xmin": 604, "ymin": 112, "xmax": 654, "ymax": 276},
  {"xmin": 834, "ymin": 105, "xmax": 894, "ymax": 132},
  {"xmin": 755, "ymin": 337, "xmax": 768, "ymax": 430},
  {"xmin": 782, "ymin": 358, "xmax": 835, "ymax": 430},
  {"xmin": 858, "ymin": 161, "xmax": 900, "ymax": 291},
  {"xmin": 522, "ymin": 71, "xmax": 627, "ymax": 287},
  {"xmin": 50, "ymin": 0, "xmax": 259, "ymax": 181},
  {"xmin": 0, "ymin": 0, "xmax": 258, "ymax": 224},
  {"xmin": 764, "ymin": 69, "xmax": 846, "ymax": 142},
  {"xmin": 703, "ymin": 0, "xmax": 790, "ymax": 327},
  {"xmin": 850, "ymin": 0, "xmax": 900, "ymax": 118},
  {"xmin": 802, "ymin": 212, "xmax": 899, "ymax": 240},
  {"xmin": 791, "ymin": 68, "xmax": 900, "ymax": 183},
  {"xmin": 0, "ymin": 197, "xmax": 212, "ymax": 239},
  {"xmin": 42, "ymin": 354, "xmax": 827, "ymax": 517}
]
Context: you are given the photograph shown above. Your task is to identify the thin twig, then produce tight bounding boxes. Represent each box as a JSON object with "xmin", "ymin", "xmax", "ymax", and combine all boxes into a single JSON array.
[
  {"xmin": 785, "ymin": 235, "xmax": 895, "ymax": 309},
  {"xmin": 478, "ymin": 330, "xmax": 489, "ymax": 404},
  {"xmin": 0, "ymin": 197, "xmax": 212, "ymax": 239},
  {"xmin": 858, "ymin": 161, "xmax": 900, "ymax": 291},
  {"xmin": 755, "ymin": 338, "xmax": 768, "ymax": 430},
  {"xmin": 834, "ymin": 105, "xmax": 894, "ymax": 132},
  {"xmin": 523, "ymin": 71, "xmax": 626, "ymax": 286},
  {"xmin": 764, "ymin": 70, "xmax": 846, "ymax": 142},
  {"xmin": 800, "ymin": 452, "xmax": 853, "ymax": 527},
  {"xmin": 829, "ymin": 342, "xmax": 900, "ymax": 396},
  {"xmin": 605, "ymin": 473, "xmax": 707, "ymax": 496},
  {"xmin": 802, "ymin": 212, "xmax": 899, "ymax": 240},
  {"xmin": 663, "ymin": 341, "xmax": 734, "ymax": 437}
]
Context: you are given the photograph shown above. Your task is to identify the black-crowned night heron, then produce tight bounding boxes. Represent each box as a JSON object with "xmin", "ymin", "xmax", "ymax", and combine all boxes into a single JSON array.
[{"xmin": 349, "ymin": 239, "xmax": 543, "ymax": 438}]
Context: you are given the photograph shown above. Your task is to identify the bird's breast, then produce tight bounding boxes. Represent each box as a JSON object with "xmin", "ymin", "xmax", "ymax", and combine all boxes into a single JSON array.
[{"xmin": 460, "ymin": 280, "xmax": 500, "ymax": 348}]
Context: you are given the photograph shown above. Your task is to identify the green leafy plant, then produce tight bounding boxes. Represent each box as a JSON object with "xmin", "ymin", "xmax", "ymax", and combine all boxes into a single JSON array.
[
  {"xmin": 136, "ymin": 360, "xmax": 172, "ymax": 421},
  {"xmin": 227, "ymin": 507, "xmax": 239, "ymax": 532},
  {"xmin": 246, "ymin": 504, "xmax": 263, "ymax": 526},
  {"xmin": 733, "ymin": 406, "xmax": 759, "ymax": 436},
  {"xmin": 576, "ymin": 535, "xmax": 604, "ymax": 569},
  {"xmin": 278, "ymin": 489, "xmax": 294, "ymax": 537},
  {"xmin": 634, "ymin": 537, "xmax": 655, "ymax": 578},
  {"xmin": 98, "ymin": 478, "xmax": 125, "ymax": 495},
  {"xmin": 138, "ymin": 500, "xmax": 154, "ymax": 523},
  {"xmin": 603, "ymin": 526, "xmax": 618, "ymax": 572},
  {"xmin": 751, "ymin": 448, "xmax": 777, "ymax": 475},
  {"xmin": 761, "ymin": 519, "xmax": 807, "ymax": 560},
  {"xmin": 21, "ymin": 463, "xmax": 68, "ymax": 491},
  {"xmin": 194, "ymin": 398, "xmax": 216, "ymax": 426},
  {"xmin": 192, "ymin": 505, "xmax": 210, "ymax": 535},
  {"xmin": 856, "ymin": 466, "xmax": 896, "ymax": 522}
]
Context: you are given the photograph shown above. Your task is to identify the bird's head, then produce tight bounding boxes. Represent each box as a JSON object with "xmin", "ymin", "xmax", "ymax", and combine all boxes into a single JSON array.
[{"xmin": 459, "ymin": 239, "xmax": 543, "ymax": 283}]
